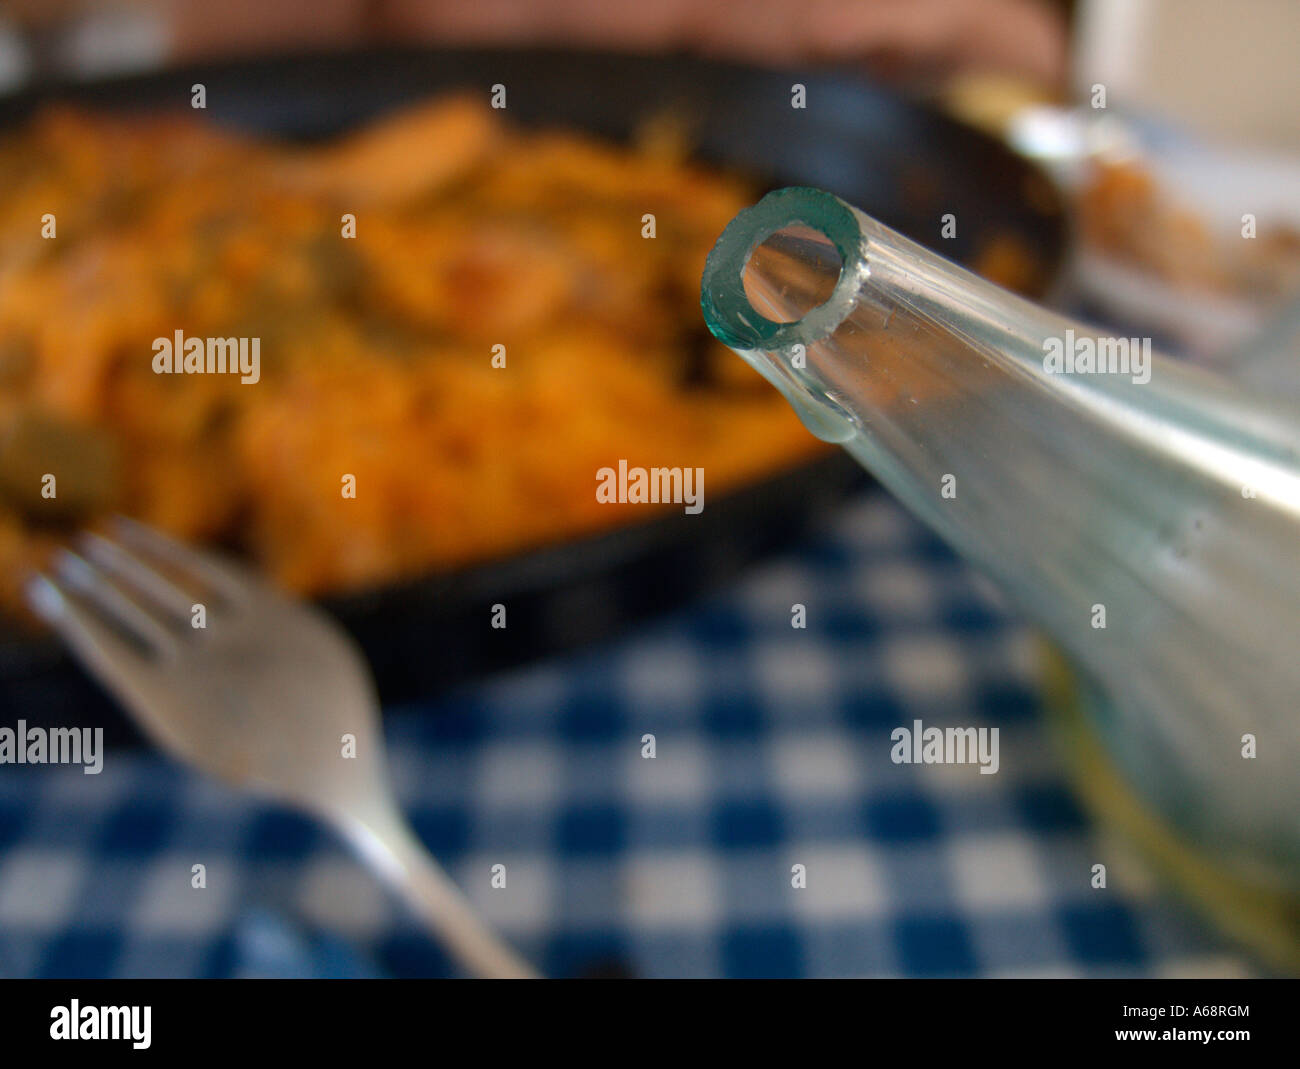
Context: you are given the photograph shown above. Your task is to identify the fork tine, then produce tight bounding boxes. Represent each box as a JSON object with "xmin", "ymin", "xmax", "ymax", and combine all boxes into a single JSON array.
[
  {"xmin": 77, "ymin": 532, "xmax": 201, "ymax": 627},
  {"xmin": 26, "ymin": 573, "xmax": 163, "ymax": 696},
  {"xmin": 52, "ymin": 549, "xmax": 179, "ymax": 656},
  {"xmin": 26, "ymin": 571, "xmax": 190, "ymax": 762},
  {"xmin": 108, "ymin": 516, "xmax": 251, "ymax": 605}
]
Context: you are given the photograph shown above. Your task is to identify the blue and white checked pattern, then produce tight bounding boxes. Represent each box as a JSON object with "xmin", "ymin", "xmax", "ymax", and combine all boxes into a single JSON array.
[{"xmin": 0, "ymin": 491, "xmax": 1258, "ymax": 977}]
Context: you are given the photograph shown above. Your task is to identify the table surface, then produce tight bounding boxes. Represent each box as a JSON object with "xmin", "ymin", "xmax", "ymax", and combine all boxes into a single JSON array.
[{"xmin": 0, "ymin": 490, "xmax": 1260, "ymax": 978}]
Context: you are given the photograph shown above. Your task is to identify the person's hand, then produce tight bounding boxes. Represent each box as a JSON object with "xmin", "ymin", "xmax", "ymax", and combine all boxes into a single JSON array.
[{"xmin": 165, "ymin": 0, "xmax": 1066, "ymax": 87}]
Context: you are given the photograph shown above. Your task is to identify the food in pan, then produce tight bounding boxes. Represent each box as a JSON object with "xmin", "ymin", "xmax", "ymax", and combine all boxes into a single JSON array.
[
  {"xmin": 0, "ymin": 94, "xmax": 1045, "ymax": 622},
  {"xmin": 0, "ymin": 96, "xmax": 833, "ymax": 617}
]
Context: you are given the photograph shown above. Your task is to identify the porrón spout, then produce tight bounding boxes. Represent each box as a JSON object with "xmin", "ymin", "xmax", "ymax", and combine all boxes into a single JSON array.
[{"xmin": 702, "ymin": 187, "xmax": 1300, "ymax": 890}]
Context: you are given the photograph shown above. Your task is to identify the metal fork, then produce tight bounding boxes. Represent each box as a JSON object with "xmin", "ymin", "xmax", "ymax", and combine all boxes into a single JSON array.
[{"xmin": 26, "ymin": 517, "xmax": 538, "ymax": 979}]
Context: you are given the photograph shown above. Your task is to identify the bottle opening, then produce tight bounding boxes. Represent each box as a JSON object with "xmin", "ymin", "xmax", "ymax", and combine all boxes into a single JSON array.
[
  {"xmin": 701, "ymin": 187, "xmax": 863, "ymax": 352},
  {"xmin": 741, "ymin": 223, "xmax": 845, "ymax": 324}
]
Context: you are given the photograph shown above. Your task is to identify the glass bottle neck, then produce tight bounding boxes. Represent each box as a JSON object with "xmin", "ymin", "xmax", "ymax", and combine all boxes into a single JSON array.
[{"xmin": 702, "ymin": 187, "xmax": 1300, "ymax": 881}]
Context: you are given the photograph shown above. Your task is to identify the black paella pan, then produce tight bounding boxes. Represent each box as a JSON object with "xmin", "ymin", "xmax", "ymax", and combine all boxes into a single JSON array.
[{"xmin": 0, "ymin": 47, "xmax": 1065, "ymax": 741}]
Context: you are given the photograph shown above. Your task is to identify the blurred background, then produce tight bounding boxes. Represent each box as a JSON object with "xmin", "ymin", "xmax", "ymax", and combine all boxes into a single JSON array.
[{"xmin": 0, "ymin": 0, "xmax": 1297, "ymax": 978}]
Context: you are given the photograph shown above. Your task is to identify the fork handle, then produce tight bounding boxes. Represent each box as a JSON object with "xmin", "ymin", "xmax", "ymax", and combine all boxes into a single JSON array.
[{"xmin": 338, "ymin": 806, "xmax": 541, "ymax": 979}]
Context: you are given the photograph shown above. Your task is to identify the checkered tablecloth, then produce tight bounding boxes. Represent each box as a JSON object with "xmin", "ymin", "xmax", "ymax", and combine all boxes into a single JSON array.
[{"xmin": 0, "ymin": 490, "xmax": 1259, "ymax": 978}]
